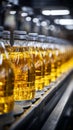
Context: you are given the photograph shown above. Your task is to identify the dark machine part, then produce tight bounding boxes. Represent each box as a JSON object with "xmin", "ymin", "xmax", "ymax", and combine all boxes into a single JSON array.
[{"xmin": 41, "ymin": 72, "xmax": 73, "ymax": 130}]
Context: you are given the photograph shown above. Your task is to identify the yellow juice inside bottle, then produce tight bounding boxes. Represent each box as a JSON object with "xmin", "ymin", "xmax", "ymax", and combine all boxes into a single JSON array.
[
  {"xmin": 55, "ymin": 49, "xmax": 62, "ymax": 77},
  {"xmin": 48, "ymin": 49, "xmax": 57, "ymax": 82},
  {"xmin": 29, "ymin": 46, "xmax": 44, "ymax": 91},
  {"xmin": 8, "ymin": 46, "xmax": 35, "ymax": 101},
  {"xmin": 0, "ymin": 48, "xmax": 14, "ymax": 114},
  {"xmin": 61, "ymin": 50, "xmax": 68, "ymax": 73},
  {"xmin": 40, "ymin": 47, "xmax": 51, "ymax": 86}
]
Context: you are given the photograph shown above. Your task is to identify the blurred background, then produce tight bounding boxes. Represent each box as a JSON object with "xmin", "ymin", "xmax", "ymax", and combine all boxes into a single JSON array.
[{"xmin": 0, "ymin": 0, "xmax": 73, "ymax": 41}]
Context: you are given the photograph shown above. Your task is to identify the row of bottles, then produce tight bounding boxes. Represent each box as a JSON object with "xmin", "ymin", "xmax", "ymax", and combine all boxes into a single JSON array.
[{"xmin": 0, "ymin": 27, "xmax": 73, "ymax": 115}]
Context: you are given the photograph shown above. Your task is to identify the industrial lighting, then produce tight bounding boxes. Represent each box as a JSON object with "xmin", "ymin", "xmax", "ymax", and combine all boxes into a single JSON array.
[
  {"xmin": 65, "ymin": 25, "xmax": 73, "ymax": 30},
  {"xmin": 54, "ymin": 19, "xmax": 73, "ymax": 25},
  {"xmin": 7, "ymin": 3, "xmax": 12, "ymax": 7},
  {"xmin": 42, "ymin": 10, "xmax": 51, "ymax": 16},
  {"xmin": 33, "ymin": 18, "xmax": 39, "ymax": 23},
  {"xmin": 59, "ymin": 19, "xmax": 73, "ymax": 25},
  {"xmin": 51, "ymin": 10, "xmax": 70, "ymax": 15},
  {"xmin": 21, "ymin": 12, "xmax": 28, "ymax": 17},
  {"xmin": 42, "ymin": 9, "xmax": 70, "ymax": 16},
  {"xmin": 25, "ymin": 17, "xmax": 31, "ymax": 21},
  {"xmin": 41, "ymin": 21, "xmax": 47, "ymax": 26},
  {"xmin": 9, "ymin": 11, "xmax": 16, "ymax": 15},
  {"xmin": 54, "ymin": 19, "xmax": 60, "ymax": 24}
]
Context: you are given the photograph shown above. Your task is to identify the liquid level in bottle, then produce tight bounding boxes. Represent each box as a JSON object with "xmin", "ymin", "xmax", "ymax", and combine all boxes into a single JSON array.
[
  {"xmin": 9, "ymin": 46, "xmax": 35, "ymax": 101},
  {"xmin": 0, "ymin": 52, "xmax": 14, "ymax": 114}
]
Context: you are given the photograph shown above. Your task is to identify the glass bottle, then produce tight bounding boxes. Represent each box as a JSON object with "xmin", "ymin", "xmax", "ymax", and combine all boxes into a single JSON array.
[
  {"xmin": 0, "ymin": 27, "xmax": 14, "ymax": 115},
  {"xmin": 11, "ymin": 31, "xmax": 35, "ymax": 107},
  {"xmin": 38, "ymin": 35, "xmax": 51, "ymax": 87},
  {"xmin": 3, "ymin": 30, "xmax": 11, "ymax": 52},
  {"xmin": 47, "ymin": 37, "xmax": 58, "ymax": 82},
  {"xmin": 27, "ymin": 33, "xmax": 44, "ymax": 97}
]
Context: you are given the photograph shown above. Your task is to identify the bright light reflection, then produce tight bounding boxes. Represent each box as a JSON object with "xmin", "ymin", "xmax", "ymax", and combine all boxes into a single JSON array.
[
  {"xmin": 51, "ymin": 10, "xmax": 69, "ymax": 15},
  {"xmin": 9, "ymin": 11, "xmax": 16, "ymax": 15},
  {"xmin": 21, "ymin": 12, "xmax": 28, "ymax": 17},
  {"xmin": 26, "ymin": 17, "xmax": 31, "ymax": 21},
  {"xmin": 42, "ymin": 9, "xmax": 70, "ymax": 16},
  {"xmin": 54, "ymin": 19, "xmax": 73, "ymax": 25},
  {"xmin": 65, "ymin": 25, "xmax": 73, "ymax": 30},
  {"xmin": 33, "ymin": 18, "xmax": 39, "ymax": 23},
  {"xmin": 42, "ymin": 10, "xmax": 51, "ymax": 16},
  {"xmin": 41, "ymin": 21, "xmax": 47, "ymax": 26}
]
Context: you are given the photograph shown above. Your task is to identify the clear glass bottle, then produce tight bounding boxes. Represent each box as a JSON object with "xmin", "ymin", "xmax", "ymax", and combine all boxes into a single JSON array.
[
  {"xmin": 47, "ymin": 37, "xmax": 58, "ymax": 82},
  {"xmin": 27, "ymin": 33, "xmax": 44, "ymax": 97},
  {"xmin": 3, "ymin": 30, "xmax": 11, "ymax": 53},
  {"xmin": 10, "ymin": 31, "xmax": 35, "ymax": 107},
  {"xmin": 0, "ymin": 27, "xmax": 14, "ymax": 115},
  {"xmin": 38, "ymin": 35, "xmax": 51, "ymax": 87}
]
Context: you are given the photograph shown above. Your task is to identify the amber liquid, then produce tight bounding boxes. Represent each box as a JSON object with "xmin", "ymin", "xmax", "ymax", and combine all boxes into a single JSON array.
[
  {"xmin": 55, "ymin": 49, "xmax": 62, "ymax": 77},
  {"xmin": 48, "ymin": 49, "xmax": 58, "ymax": 82},
  {"xmin": 29, "ymin": 47, "xmax": 44, "ymax": 91},
  {"xmin": 61, "ymin": 51, "xmax": 67, "ymax": 73},
  {"xmin": 9, "ymin": 46, "xmax": 35, "ymax": 101},
  {"xmin": 0, "ymin": 48, "xmax": 14, "ymax": 114},
  {"xmin": 40, "ymin": 48, "xmax": 51, "ymax": 86}
]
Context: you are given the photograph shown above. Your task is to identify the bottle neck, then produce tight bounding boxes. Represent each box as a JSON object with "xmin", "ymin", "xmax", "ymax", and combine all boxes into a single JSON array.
[{"xmin": 13, "ymin": 39, "xmax": 28, "ymax": 47}]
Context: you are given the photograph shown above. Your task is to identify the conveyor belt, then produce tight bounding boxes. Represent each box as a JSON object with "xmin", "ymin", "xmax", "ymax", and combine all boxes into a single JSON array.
[{"xmin": 41, "ymin": 72, "xmax": 73, "ymax": 130}]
